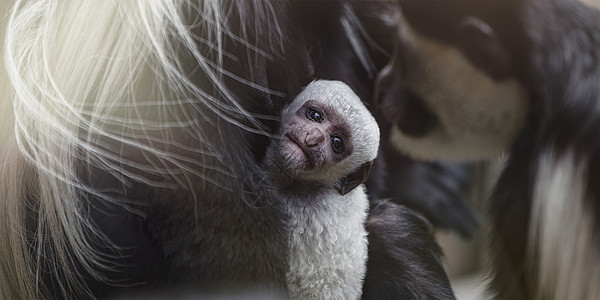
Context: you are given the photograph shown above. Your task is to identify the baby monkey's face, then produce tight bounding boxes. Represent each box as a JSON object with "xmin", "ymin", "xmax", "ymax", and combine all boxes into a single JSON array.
[
  {"xmin": 267, "ymin": 80, "xmax": 379, "ymax": 193},
  {"xmin": 279, "ymin": 100, "xmax": 354, "ymax": 176}
]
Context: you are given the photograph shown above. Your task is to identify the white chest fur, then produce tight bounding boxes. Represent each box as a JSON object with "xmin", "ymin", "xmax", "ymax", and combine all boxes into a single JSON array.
[{"xmin": 286, "ymin": 186, "xmax": 369, "ymax": 300}]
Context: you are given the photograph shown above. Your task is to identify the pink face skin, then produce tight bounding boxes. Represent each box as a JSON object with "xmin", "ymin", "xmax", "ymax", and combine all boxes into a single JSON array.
[{"xmin": 279, "ymin": 100, "xmax": 353, "ymax": 173}]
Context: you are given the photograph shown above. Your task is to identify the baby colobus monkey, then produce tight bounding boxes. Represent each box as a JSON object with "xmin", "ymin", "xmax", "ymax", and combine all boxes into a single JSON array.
[{"xmin": 263, "ymin": 80, "xmax": 379, "ymax": 299}]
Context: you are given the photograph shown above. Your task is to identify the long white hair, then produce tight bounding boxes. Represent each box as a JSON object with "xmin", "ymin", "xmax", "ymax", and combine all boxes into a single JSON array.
[{"xmin": 0, "ymin": 0, "xmax": 285, "ymax": 297}]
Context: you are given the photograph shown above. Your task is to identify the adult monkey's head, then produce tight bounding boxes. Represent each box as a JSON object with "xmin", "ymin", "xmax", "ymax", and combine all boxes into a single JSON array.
[{"xmin": 363, "ymin": 1, "xmax": 530, "ymax": 161}]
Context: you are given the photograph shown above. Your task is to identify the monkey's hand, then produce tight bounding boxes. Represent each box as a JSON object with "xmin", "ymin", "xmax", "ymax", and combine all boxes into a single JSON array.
[{"xmin": 374, "ymin": 151, "xmax": 480, "ymax": 238}]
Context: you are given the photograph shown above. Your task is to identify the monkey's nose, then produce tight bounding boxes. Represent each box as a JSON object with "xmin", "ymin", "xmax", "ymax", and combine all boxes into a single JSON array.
[{"xmin": 305, "ymin": 128, "xmax": 325, "ymax": 147}]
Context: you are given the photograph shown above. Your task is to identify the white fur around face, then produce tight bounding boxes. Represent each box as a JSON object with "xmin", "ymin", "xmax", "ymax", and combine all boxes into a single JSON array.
[
  {"xmin": 529, "ymin": 150, "xmax": 599, "ymax": 299},
  {"xmin": 286, "ymin": 186, "xmax": 369, "ymax": 300},
  {"xmin": 389, "ymin": 21, "xmax": 529, "ymax": 161}
]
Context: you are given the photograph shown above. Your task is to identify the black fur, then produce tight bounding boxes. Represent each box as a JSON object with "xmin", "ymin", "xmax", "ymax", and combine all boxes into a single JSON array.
[{"xmin": 363, "ymin": 201, "xmax": 455, "ymax": 299}]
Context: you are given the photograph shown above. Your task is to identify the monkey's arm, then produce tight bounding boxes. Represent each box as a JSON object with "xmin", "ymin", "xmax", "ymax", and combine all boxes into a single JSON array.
[
  {"xmin": 387, "ymin": 153, "xmax": 478, "ymax": 238},
  {"xmin": 362, "ymin": 200, "xmax": 456, "ymax": 299}
]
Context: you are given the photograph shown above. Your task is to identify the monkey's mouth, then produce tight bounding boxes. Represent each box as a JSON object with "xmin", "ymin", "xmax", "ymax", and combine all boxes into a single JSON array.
[{"xmin": 284, "ymin": 133, "xmax": 315, "ymax": 169}]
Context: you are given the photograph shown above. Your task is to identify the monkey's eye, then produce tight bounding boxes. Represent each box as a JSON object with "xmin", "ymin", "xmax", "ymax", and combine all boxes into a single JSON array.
[
  {"xmin": 331, "ymin": 135, "xmax": 345, "ymax": 154},
  {"xmin": 306, "ymin": 108, "xmax": 324, "ymax": 123}
]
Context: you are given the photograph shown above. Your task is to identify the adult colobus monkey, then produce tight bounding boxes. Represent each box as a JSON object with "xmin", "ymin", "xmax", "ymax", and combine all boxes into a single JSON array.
[
  {"xmin": 0, "ymin": 1, "xmax": 455, "ymax": 298},
  {"xmin": 354, "ymin": 0, "xmax": 599, "ymax": 299}
]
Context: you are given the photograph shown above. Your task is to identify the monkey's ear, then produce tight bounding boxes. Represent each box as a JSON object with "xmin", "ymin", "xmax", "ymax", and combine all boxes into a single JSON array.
[
  {"xmin": 456, "ymin": 16, "xmax": 511, "ymax": 80},
  {"xmin": 336, "ymin": 162, "xmax": 374, "ymax": 195}
]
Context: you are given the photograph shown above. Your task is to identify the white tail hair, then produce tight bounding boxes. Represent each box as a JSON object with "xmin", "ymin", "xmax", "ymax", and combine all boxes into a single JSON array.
[
  {"xmin": 0, "ymin": 0, "xmax": 283, "ymax": 297},
  {"xmin": 529, "ymin": 150, "xmax": 600, "ymax": 299}
]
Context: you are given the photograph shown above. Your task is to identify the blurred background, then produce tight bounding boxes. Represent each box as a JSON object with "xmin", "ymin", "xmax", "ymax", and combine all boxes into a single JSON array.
[{"xmin": 444, "ymin": 3, "xmax": 599, "ymax": 295}]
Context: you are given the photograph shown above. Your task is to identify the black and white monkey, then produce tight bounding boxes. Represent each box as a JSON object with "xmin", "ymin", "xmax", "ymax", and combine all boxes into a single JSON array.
[
  {"xmin": 347, "ymin": 0, "xmax": 599, "ymax": 299},
  {"xmin": 263, "ymin": 80, "xmax": 378, "ymax": 299},
  {"xmin": 0, "ymin": 1, "xmax": 455, "ymax": 299}
]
